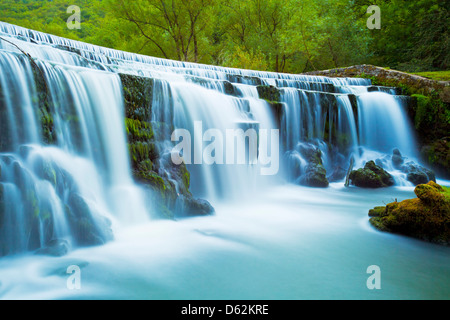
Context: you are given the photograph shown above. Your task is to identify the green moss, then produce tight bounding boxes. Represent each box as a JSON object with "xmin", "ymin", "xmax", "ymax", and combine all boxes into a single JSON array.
[
  {"xmin": 182, "ymin": 167, "xmax": 190, "ymax": 192},
  {"xmin": 443, "ymin": 186, "xmax": 450, "ymax": 197},
  {"xmin": 412, "ymin": 94, "xmax": 433, "ymax": 130},
  {"xmin": 368, "ymin": 181, "xmax": 450, "ymax": 245},
  {"xmin": 411, "ymin": 93, "xmax": 449, "ymax": 146},
  {"xmin": 125, "ymin": 117, "xmax": 158, "ymax": 172},
  {"xmin": 368, "ymin": 206, "xmax": 386, "ymax": 217},
  {"xmin": 136, "ymin": 170, "xmax": 177, "ymax": 212},
  {"xmin": 139, "ymin": 171, "xmax": 166, "ymax": 191},
  {"xmin": 257, "ymin": 85, "xmax": 281, "ymax": 102},
  {"xmin": 120, "ymin": 73, "xmax": 154, "ymax": 121},
  {"xmin": 128, "ymin": 141, "xmax": 157, "ymax": 168},
  {"xmin": 349, "ymin": 161, "xmax": 394, "ymax": 188},
  {"xmin": 30, "ymin": 61, "xmax": 57, "ymax": 145},
  {"xmin": 125, "ymin": 118, "xmax": 154, "ymax": 142}
]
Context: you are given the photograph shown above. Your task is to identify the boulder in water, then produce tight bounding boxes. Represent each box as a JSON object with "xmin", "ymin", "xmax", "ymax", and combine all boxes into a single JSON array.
[
  {"xmin": 400, "ymin": 161, "xmax": 436, "ymax": 186},
  {"xmin": 35, "ymin": 239, "xmax": 70, "ymax": 257},
  {"xmin": 300, "ymin": 164, "xmax": 329, "ymax": 188},
  {"xmin": 297, "ymin": 143, "xmax": 329, "ymax": 188},
  {"xmin": 180, "ymin": 197, "xmax": 215, "ymax": 217},
  {"xmin": 349, "ymin": 160, "xmax": 395, "ymax": 188},
  {"xmin": 391, "ymin": 148, "xmax": 405, "ymax": 168},
  {"xmin": 66, "ymin": 193, "xmax": 114, "ymax": 247},
  {"xmin": 328, "ymin": 166, "xmax": 347, "ymax": 182},
  {"xmin": 368, "ymin": 181, "xmax": 450, "ymax": 246}
]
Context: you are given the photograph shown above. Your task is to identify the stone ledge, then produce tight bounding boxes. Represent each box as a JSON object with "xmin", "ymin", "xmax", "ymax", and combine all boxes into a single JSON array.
[{"xmin": 303, "ymin": 65, "xmax": 450, "ymax": 102}]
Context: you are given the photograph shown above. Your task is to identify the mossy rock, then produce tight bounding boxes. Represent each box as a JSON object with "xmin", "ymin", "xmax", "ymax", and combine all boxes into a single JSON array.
[
  {"xmin": 177, "ymin": 196, "xmax": 215, "ymax": 218},
  {"xmin": 400, "ymin": 161, "xmax": 436, "ymax": 186},
  {"xmin": 119, "ymin": 73, "xmax": 154, "ymax": 121},
  {"xmin": 297, "ymin": 144, "xmax": 329, "ymax": 188},
  {"xmin": 65, "ymin": 193, "xmax": 114, "ymax": 247},
  {"xmin": 368, "ymin": 181, "xmax": 450, "ymax": 245},
  {"xmin": 227, "ymin": 74, "xmax": 263, "ymax": 86},
  {"xmin": 125, "ymin": 118, "xmax": 154, "ymax": 142},
  {"xmin": 257, "ymin": 85, "xmax": 281, "ymax": 102},
  {"xmin": 421, "ymin": 137, "xmax": 450, "ymax": 178},
  {"xmin": 349, "ymin": 161, "xmax": 395, "ymax": 188},
  {"xmin": 30, "ymin": 61, "xmax": 57, "ymax": 145},
  {"xmin": 299, "ymin": 164, "xmax": 329, "ymax": 188},
  {"xmin": 223, "ymin": 81, "xmax": 238, "ymax": 96}
]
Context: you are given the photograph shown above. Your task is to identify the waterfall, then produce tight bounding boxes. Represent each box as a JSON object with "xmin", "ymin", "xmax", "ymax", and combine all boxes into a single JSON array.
[
  {"xmin": 0, "ymin": 21, "xmax": 427, "ymax": 257},
  {"xmin": 0, "ymin": 27, "xmax": 150, "ymax": 257},
  {"xmin": 357, "ymin": 92, "xmax": 416, "ymax": 157}
]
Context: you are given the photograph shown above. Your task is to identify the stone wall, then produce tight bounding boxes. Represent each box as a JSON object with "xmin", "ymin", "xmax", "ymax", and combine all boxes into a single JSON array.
[{"xmin": 304, "ymin": 64, "xmax": 450, "ymax": 103}]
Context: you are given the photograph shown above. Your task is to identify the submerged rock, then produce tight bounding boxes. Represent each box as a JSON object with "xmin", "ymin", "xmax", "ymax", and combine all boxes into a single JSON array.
[
  {"xmin": 401, "ymin": 161, "xmax": 436, "ymax": 186},
  {"xmin": 297, "ymin": 143, "xmax": 329, "ymax": 188},
  {"xmin": 349, "ymin": 160, "xmax": 395, "ymax": 188},
  {"xmin": 327, "ymin": 166, "xmax": 347, "ymax": 183},
  {"xmin": 299, "ymin": 163, "xmax": 329, "ymax": 188},
  {"xmin": 179, "ymin": 196, "xmax": 215, "ymax": 218},
  {"xmin": 35, "ymin": 239, "xmax": 70, "ymax": 257},
  {"xmin": 66, "ymin": 193, "xmax": 114, "ymax": 247},
  {"xmin": 368, "ymin": 181, "xmax": 450, "ymax": 246},
  {"xmin": 391, "ymin": 148, "xmax": 405, "ymax": 168}
]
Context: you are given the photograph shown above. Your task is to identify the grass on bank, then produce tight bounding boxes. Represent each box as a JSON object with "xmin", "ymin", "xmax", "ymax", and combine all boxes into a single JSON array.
[{"xmin": 413, "ymin": 71, "xmax": 450, "ymax": 82}]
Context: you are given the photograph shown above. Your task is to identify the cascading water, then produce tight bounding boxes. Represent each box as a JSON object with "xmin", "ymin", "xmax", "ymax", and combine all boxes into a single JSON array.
[
  {"xmin": 0, "ymin": 22, "xmax": 448, "ymax": 300},
  {"xmin": 0, "ymin": 20, "xmax": 427, "ymax": 236},
  {"xmin": 0, "ymin": 21, "xmax": 426, "ymax": 251},
  {"xmin": 357, "ymin": 91, "xmax": 416, "ymax": 157},
  {"xmin": 0, "ymin": 28, "xmax": 150, "ymax": 257}
]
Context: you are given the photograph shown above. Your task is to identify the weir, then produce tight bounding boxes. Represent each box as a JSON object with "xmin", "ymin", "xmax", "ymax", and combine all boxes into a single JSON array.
[{"xmin": 0, "ymin": 21, "xmax": 430, "ymax": 257}]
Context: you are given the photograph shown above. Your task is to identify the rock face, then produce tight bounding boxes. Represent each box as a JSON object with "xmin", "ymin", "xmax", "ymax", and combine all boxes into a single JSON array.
[
  {"xmin": 256, "ymin": 85, "xmax": 281, "ymax": 102},
  {"xmin": 421, "ymin": 137, "xmax": 450, "ymax": 179},
  {"xmin": 368, "ymin": 181, "xmax": 450, "ymax": 246},
  {"xmin": 120, "ymin": 73, "xmax": 215, "ymax": 219},
  {"xmin": 349, "ymin": 161, "xmax": 395, "ymax": 188},
  {"xmin": 297, "ymin": 144, "xmax": 329, "ymax": 188},
  {"xmin": 304, "ymin": 64, "xmax": 449, "ymax": 99}
]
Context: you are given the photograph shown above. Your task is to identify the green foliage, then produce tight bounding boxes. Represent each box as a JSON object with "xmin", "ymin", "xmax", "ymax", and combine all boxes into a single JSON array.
[
  {"xmin": 412, "ymin": 94, "xmax": 434, "ymax": 130},
  {"xmin": 0, "ymin": 0, "xmax": 448, "ymax": 74},
  {"xmin": 362, "ymin": 0, "xmax": 449, "ymax": 72},
  {"xmin": 411, "ymin": 93, "xmax": 449, "ymax": 143},
  {"xmin": 414, "ymin": 71, "xmax": 450, "ymax": 82},
  {"xmin": 0, "ymin": 0, "xmax": 108, "ymax": 43}
]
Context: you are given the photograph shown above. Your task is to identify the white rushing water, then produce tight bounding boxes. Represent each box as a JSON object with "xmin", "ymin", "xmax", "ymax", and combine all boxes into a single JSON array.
[{"xmin": 0, "ymin": 22, "xmax": 449, "ymax": 300}]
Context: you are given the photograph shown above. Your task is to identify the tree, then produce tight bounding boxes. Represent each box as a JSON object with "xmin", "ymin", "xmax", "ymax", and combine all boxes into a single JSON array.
[
  {"xmin": 216, "ymin": 0, "xmax": 323, "ymax": 73},
  {"xmin": 108, "ymin": 0, "xmax": 217, "ymax": 63}
]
